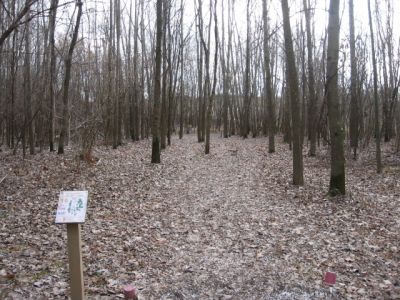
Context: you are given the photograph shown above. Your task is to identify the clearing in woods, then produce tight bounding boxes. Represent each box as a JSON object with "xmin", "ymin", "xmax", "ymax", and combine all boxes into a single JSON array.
[{"xmin": 0, "ymin": 134, "xmax": 399, "ymax": 299}]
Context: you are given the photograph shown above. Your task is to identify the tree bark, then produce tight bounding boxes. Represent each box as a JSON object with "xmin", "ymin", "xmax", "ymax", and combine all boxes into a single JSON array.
[
  {"xmin": 241, "ymin": 0, "xmax": 251, "ymax": 138},
  {"xmin": 205, "ymin": 0, "xmax": 218, "ymax": 154},
  {"xmin": 367, "ymin": 0, "xmax": 382, "ymax": 173},
  {"xmin": 326, "ymin": 0, "xmax": 345, "ymax": 195},
  {"xmin": 47, "ymin": 0, "xmax": 58, "ymax": 152},
  {"xmin": 178, "ymin": 0, "xmax": 184, "ymax": 139},
  {"xmin": 349, "ymin": 0, "xmax": 359, "ymax": 159},
  {"xmin": 303, "ymin": 0, "xmax": 317, "ymax": 156},
  {"xmin": 263, "ymin": 0, "xmax": 275, "ymax": 153},
  {"xmin": 151, "ymin": 0, "xmax": 163, "ymax": 163},
  {"xmin": 281, "ymin": 0, "xmax": 304, "ymax": 185},
  {"xmin": 58, "ymin": 0, "xmax": 83, "ymax": 154},
  {"xmin": 23, "ymin": 5, "xmax": 34, "ymax": 155}
]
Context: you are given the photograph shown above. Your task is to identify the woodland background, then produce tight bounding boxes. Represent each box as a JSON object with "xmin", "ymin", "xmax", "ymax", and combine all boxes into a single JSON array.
[{"xmin": 0, "ymin": 0, "xmax": 400, "ymax": 298}]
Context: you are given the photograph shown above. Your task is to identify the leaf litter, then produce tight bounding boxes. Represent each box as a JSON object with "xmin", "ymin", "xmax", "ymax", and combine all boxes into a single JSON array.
[{"xmin": 0, "ymin": 134, "xmax": 399, "ymax": 299}]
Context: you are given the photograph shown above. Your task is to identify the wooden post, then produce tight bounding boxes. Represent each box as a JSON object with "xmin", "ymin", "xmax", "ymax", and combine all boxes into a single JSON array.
[{"xmin": 67, "ymin": 223, "xmax": 84, "ymax": 300}]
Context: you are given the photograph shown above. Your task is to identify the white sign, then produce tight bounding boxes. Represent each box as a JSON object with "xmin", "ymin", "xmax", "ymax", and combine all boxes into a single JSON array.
[{"xmin": 55, "ymin": 191, "xmax": 88, "ymax": 224}]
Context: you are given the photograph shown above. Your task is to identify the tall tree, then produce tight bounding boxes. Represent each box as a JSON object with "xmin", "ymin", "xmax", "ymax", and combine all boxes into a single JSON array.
[
  {"xmin": 151, "ymin": 0, "xmax": 163, "ymax": 163},
  {"xmin": 205, "ymin": 0, "xmax": 218, "ymax": 154},
  {"xmin": 178, "ymin": 0, "xmax": 184, "ymax": 139},
  {"xmin": 281, "ymin": 0, "xmax": 304, "ymax": 185},
  {"xmin": 263, "ymin": 0, "xmax": 275, "ymax": 153},
  {"xmin": 133, "ymin": 0, "xmax": 140, "ymax": 141},
  {"xmin": 47, "ymin": 0, "xmax": 58, "ymax": 152},
  {"xmin": 241, "ymin": 0, "xmax": 251, "ymax": 138},
  {"xmin": 326, "ymin": 0, "xmax": 345, "ymax": 195},
  {"xmin": 113, "ymin": 0, "xmax": 122, "ymax": 148},
  {"xmin": 23, "ymin": 4, "xmax": 34, "ymax": 156},
  {"xmin": 196, "ymin": 0, "xmax": 205, "ymax": 142},
  {"xmin": 160, "ymin": 0, "xmax": 169, "ymax": 150},
  {"xmin": 221, "ymin": 0, "xmax": 229, "ymax": 138},
  {"xmin": 349, "ymin": 0, "xmax": 359, "ymax": 159},
  {"xmin": 58, "ymin": 0, "xmax": 83, "ymax": 154},
  {"xmin": 303, "ymin": 0, "xmax": 317, "ymax": 156},
  {"xmin": 199, "ymin": 0, "xmax": 211, "ymax": 151},
  {"xmin": 367, "ymin": 0, "xmax": 382, "ymax": 173}
]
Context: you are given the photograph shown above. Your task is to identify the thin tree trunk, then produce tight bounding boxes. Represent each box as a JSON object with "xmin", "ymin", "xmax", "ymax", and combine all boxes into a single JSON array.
[
  {"xmin": 179, "ymin": 0, "xmax": 184, "ymax": 139},
  {"xmin": 113, "ymin": 0, "xmax": 122, "ymax": 148},
  {"xmin": 58, "ymin": 0, "xmax": 83, "ymax": 154},
  {"xmin": 242, "ymin": 0, "xmax": 251, "ymax": 138},
  {"xmin": 197, "ymin": 0, "xmax": 205, "ymax": 142},
  {"xmin": 160, "ymin": 0, "xmax": 169, "ymax": 149},
  {"xmin": 205, "ymin": 0, "xmax": 218, "ymax": 154},
  {"xmin": 48, "ymin": 0, "xmax": 58, "ymax": 152},
  {"xmin": 303, "ymin": 0, "xmax": 317, "ymax": 156},
  {"xmin": 133, "ymin": 0, "xmax": 140, "ymax": 141},
  {"xmin": 326, "ymin": 0, "xmax": 345, "ymax": 195},
  {"xmin": 349, "ymin": 0, "xmax": 359, "ymax": 159},
  {"xmin": 281, "ymin": 0, "xmax": 304, "ymax": 185},
  {"xmin": 151, "ymin": 0, "xmax": 163, "ymax": 163},
  {"xmin": 24, "ymin": 5, "xmax": 34, "ymax": 155},
  {"xmin": 367, "ymin": 0, "xmax": 382, "ymax": 173},
  {"xmin": 263, "ymin": 0, "xmax": 275, "ymax": 153}
]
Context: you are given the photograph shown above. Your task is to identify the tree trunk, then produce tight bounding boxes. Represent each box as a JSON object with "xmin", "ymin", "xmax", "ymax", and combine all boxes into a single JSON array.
[
  {"xmin": 367, "ymin": 0, "xmax": 382, "ymax": 173},
  {"xmin": 151, "ymin": 0, "xmax": 163, "ymax": 163},
  {"xmin": 263, "ymin": 0, "xmax": 275, "ymax": 153},
  {"xmin": 326, "ymin": 0, "xmax": 345, "ymax": 195},
  {"xmin": 133, "ymin": 0, "xmax": 140, "ymax": 141},
  {"xmin": 178, "ymin": 0, "xmax": 184, "ymax": 139},
  {"xmin": 113, "ymin": 0, "xmax": 122, "ymax": 149},
  {"xmin": 281, "ymin": 0, "xmax": 304, "ymax": 185},
  {"xmin": 196, "ymin": 0, "xmax": 205, "ymax": 142},
  {"xmin": 23, "ymin": 5, "xmax": 34, "ymax": 155},
  {"xmin": 205, "ymin": 0, "xmax": 218, "ymax": 154},
  {"xmin": 58, "ymin": 0, "xmax": 83, "ymax": 154},
  {"xmin": 242, "ymin": 0, "xmax": 251, "ymax": 138},
  {"xmin": 303, "ymin": 0, "xmax": 317, "ymax": 156},
  {"xmin": 349, "ymin": 0, "xmax": 359, "ymax": 159},
  {"xmin": 47, "ymin": 0, "xmax": 58, "ymax": 152}
]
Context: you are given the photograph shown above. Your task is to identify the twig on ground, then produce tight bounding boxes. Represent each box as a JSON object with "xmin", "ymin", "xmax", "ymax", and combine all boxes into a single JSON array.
[{"xmin": 0, "ymin": 175, "xmax": 7, "ymax": 185}]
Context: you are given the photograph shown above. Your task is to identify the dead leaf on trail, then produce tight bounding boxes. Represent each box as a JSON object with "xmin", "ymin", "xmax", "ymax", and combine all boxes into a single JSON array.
[{"xmin": 0, "ymin": 135, "xmax": 399, "ymax": 299}]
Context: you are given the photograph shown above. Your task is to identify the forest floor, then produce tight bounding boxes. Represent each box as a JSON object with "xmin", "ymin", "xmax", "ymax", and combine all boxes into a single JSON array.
[{"xmin": 0, "ymin": 134, "xmax": 399, "ymax": 299}]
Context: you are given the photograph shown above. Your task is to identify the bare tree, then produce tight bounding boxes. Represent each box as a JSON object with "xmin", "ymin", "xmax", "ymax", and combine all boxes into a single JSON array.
[
  {"xmin": 241, "ymin": 0, "xmax": 251, "ymax": 138},
  {"xmin": 0, "ymin": 0, "xmax": 38, "ymax": 48},
  {"xmin": 23, "ymin": 4, "xmax": 34, "ymax": 156},
  {"xmin": 326, "ymin": 0, "xmax": 345, "ymax": 195},
  {"xmin": 281, "ymin": 0, "xmax": 304, "ymax": 185},
  {"xmin": 367, "ymin": 0, "xmax": 382, "ymax": 173},
  {"xmin": 178, "ymin": 0, "xmax": 184, "ymax": 139},
  {"xmin": 196, "ymin": 0, "xmax": 205, "ymax": 142},
  {"xmin": 263, "ymin": 0, "xmax": 275, "ymax": 153},
  {"xmin": 205, "ymin": 0, "xmax": 218, "ymax": 154},
  {"xmin": 349, "ymin": 0, "xmax": 359, "ymax": 159},
  {"xmin": 113, "ymin": 0, "xmax": 122, "ymax": 149},
  {"xmin": 47, "ymin": 0, "xmax": 58, "ymax": 152},
  {"xmin": 221, "ymin": 0, "xmax": 229, "ymax": 138},
  {"xmin": 303, "ymin": 0, "xmax": 317, "ymax": 156},
  {"xmin": 151, "ymin": 0, "xmax": 163, "ymax": 163},
  {"xmin": 58, "ymin": 0, "xmax": 83, "ymax": 154}
]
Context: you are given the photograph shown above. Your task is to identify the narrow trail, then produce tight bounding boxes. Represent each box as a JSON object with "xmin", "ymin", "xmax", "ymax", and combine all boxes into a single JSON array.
[
  {"xmin": 116, "ymin": 136, "xmax": 335, "ymax": 299},
  {"xmin": 147, "ymin": 137, "xmax": 272, "ymax": 298},
  {"xmin": 1, "ymin": 134, "xmax": 398, "ymax": 299}
]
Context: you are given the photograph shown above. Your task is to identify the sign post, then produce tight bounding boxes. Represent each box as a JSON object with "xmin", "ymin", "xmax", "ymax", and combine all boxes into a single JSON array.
[{"xmin": 56, "ymin": 191, "xmax": 88, "ymax": 300}]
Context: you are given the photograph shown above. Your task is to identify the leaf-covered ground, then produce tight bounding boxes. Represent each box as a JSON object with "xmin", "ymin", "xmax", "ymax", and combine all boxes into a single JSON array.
[{"xmin": 1, "ymin": 134, "xmax": 399, "ymax": 299}]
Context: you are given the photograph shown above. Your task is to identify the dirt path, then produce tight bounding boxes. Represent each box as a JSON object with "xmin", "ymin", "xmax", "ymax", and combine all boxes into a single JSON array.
[
  {"xmin": 129, "ymin": 136, "xmax": 337, "ymax": 299},
  {"xmin": 1, "ymin": 134, "xmax": 399, "ymax": 299}
]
